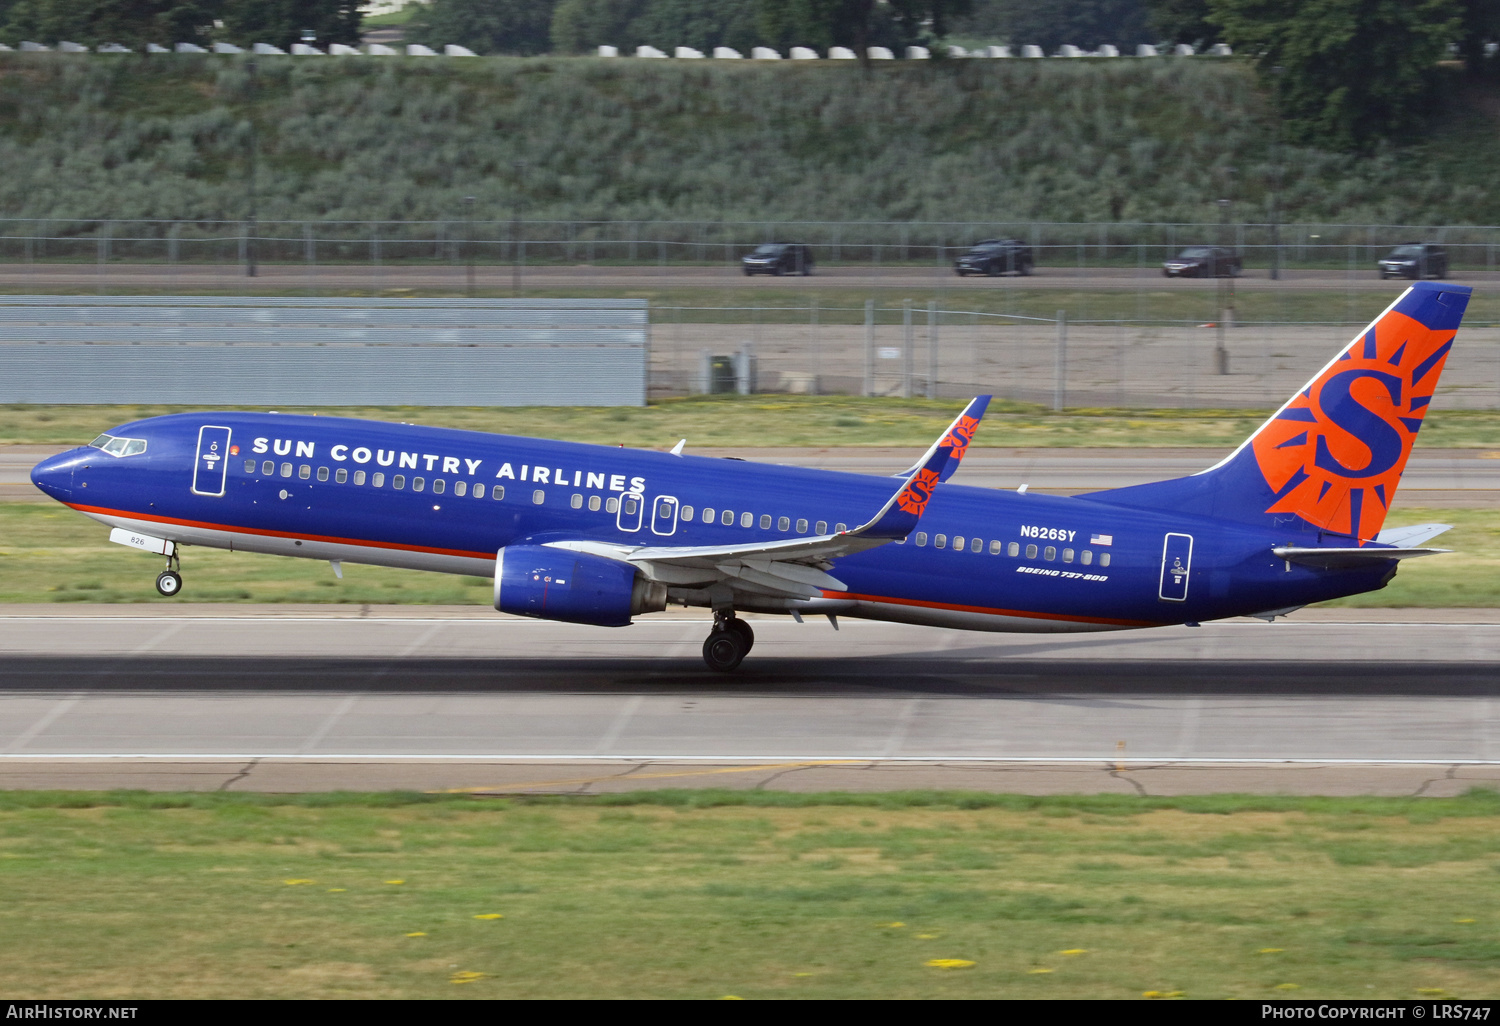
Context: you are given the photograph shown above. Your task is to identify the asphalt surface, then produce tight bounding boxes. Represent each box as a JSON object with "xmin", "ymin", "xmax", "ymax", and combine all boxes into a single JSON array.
[
  {"xmin": 4, "ymin": 611, "xmax": 1500, "ymax": 795},
  {"xmin": 2, "ymin": 263, "xmax": 1493, "ymax": 292},
  {"xmin": 7, "ymin": 446, "xmax": 1500, "ymax": 503}
]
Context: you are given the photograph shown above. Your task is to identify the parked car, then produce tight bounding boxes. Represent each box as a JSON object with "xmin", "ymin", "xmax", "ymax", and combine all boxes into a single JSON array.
[
  {"xmin": 1378, "ymin": 243, "xmax": 1447, "ymax": 279},
  {"xmin": 1162, "ymin": 246, "xmax": 1242, "ymax": 278},
  {"xmin": 742, "ymin": 243, "xmax": 814, "ymax": 276},
  {"xmin": 954, "ymin": 239, "xmax": 1033, "ymax": 276}
]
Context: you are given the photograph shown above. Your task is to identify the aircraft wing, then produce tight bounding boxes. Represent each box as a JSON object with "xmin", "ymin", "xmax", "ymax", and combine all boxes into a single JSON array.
[{"xmin": 546, "ymin": 396, "xmax": 991, "ymax": 599}]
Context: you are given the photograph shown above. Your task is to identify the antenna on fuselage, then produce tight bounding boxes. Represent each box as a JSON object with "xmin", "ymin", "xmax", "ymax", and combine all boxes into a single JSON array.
[{"xmin": 669, "ymin": 439, "xmax": 686, "ymax": 456}]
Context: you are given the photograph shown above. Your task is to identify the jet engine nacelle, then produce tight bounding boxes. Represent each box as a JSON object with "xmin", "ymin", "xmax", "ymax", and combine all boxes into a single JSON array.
[{"xmin": 494, "ymin": 545, "xmax": 666, "ymax": 627}]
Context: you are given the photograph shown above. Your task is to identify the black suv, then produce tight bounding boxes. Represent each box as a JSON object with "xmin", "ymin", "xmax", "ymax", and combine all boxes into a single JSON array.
[
  {"xmin": 1378, "ymin": 243, "xmax": 1447, "ymax": 280},
  {"xmin": 742, "ymin": 243, "xmax": 814, "ymax": 276},
  {"xmin": 954, "ymin": 239, "xmax": 1033, "ymax": 276},
  {"xmin": 1162, "ymin": 246, "xmax": 1242, "ymax": 278}
]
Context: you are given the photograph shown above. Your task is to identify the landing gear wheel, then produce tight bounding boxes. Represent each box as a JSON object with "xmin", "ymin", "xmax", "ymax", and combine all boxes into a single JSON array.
[
  {"xmin": 155, "ymin": 570, "xmax": 182, "ymax": 597},
  {"xmin": 702, "ymin": 628, "xmax": 748, "ymax": 672},
  {"xmin": 726, "ymin": 617, "xmax": 754, "ymax": 654}
]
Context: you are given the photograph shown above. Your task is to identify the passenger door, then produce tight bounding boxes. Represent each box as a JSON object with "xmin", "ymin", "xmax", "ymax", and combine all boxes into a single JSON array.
[
  {"xmin": 616, "ymin": 492, "xmax": 644, "ymax": 533},
  {"xmin": 650, "ymin": 495, "xmax": 679, "ymax": 536},
  {"xmin": 192, "ymin": 425, "xmax": 232, "ymax": 497}
]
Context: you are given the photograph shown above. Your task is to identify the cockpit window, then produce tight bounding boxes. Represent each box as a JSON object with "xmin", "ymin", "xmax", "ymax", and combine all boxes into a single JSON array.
[{"xmin": 88, "ymin": 433, "xmax": 147, "ymax": 457}]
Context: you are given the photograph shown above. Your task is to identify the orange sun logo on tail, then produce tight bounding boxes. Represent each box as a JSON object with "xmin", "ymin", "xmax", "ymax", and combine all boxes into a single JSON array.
[
  {"xmin": 939, "ymin": 415, "xmax": 979, "ymax": 464},
  {"xmin": 1251, "ymin": 310, "xmax": 1454, "ymax": 541}
]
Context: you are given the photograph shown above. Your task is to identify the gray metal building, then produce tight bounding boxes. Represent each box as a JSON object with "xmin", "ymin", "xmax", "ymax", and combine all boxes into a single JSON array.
[{"xmin": 0, "ymin": 296, "xmax": 649, "ymax": 406}]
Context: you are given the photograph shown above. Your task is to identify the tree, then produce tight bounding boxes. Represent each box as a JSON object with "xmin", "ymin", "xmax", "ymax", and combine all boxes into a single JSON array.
[
  {"xmin": 954, "ymin": 1, "xmax": 1154, "ymax": 52},
  {"xmin": 217, "ymin": 0, "xmax": 361, "ymax": 51},
  {"xmin": 406, "ymin": 0, "xmax": 558, "ymax": 56},
  {"xmin": 1208, "ymin": 0, "xmax": 1462, "ymax": 149},
  {"xmin": 756, "ymin": 0, "xmax": 971, "ymax": 58},
  {"xmin": 1144, "ymin": 0, "xmax": 1215, "ymax": 45},
  {"xmin": 2, "ymin": 0, "xmax": 219, "ymax": 48}
]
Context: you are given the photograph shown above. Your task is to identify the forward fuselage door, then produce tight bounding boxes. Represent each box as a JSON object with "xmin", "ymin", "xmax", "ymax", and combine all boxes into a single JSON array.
[
  {"xmin": 616, "ymin": 491, "xmax": 645, "ymax": 533},
  {"xmin": 192, "ymin": 425, "xmax": 232, "ymax": 497},
  {"xmin": 650, "ymin": 495, "xmax": 679, "ymax": 536},
  {"xmin": 1158, "ymin": 532, "xmax": 1194, "ymax": 602}
]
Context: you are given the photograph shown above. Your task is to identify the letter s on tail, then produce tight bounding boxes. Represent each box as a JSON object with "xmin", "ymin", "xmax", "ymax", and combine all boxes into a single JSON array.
[{"xmin": 1249, "ymin": 282, "xmax": 1468, "ymax": 541}]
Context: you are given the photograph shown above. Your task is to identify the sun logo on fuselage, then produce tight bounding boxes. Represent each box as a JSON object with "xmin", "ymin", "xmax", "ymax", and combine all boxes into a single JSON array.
[{"xmin": 1251, "ymin": 310, "xmax": 1454, "ymax": 542}]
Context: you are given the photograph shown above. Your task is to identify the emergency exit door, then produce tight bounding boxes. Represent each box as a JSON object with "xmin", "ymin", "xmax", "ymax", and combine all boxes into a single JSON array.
[
  {"xmin": 192, "ymin": 425, "xmax": 232, "ymax": 497},
  {"xmin": 1158, "ymin": 532, "xmax": 1193, "ymax": 602}
]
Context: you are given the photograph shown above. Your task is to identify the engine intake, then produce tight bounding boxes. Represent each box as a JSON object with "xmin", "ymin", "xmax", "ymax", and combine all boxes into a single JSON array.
[{"xmin": 494, "ymin": 545, "xmax": 665, "ymax": 627}]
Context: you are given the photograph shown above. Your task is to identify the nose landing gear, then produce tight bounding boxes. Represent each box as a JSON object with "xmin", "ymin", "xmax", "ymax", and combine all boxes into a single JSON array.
[
  {"xmin": 702, "ymin": 611, "xmax": 754, "ymax": 672},
  {"xmin": 155, "ymin": 551, "xmax": 183, "ymax": 597}
]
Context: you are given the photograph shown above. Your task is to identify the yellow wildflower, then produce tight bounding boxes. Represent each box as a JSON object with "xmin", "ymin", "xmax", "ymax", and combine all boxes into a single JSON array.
[
  {"xmin": 473, "ymin": 913, "xmax": 504, "ymax": 920},
  {"xmin": 450, "ymin": 971, "xmax": 485, "ymax": 985},
  {"xmin": 406, "ymin": 932, "xmax": 427, "ymax": 937},
  {"xmin": 1275, "ymin": 983, "xmax": 1300, "ymax": 991},
  {"xmin": 384, "ymin": 879, "xmax": 405, "ymax": 885},
  {"xmin": 282, "ymin": 879, "xmax": 314, "ymax": 886},
  {"xmin": 1058, "ymin": 949, "xmax": 1088, "ymax": 956},
  {"xmin": 1027, "ymin": 968, "xmax": 1053, "ymax": 975},
  {"xmin": 1257, "ymin": 948, "xmax": 1284, "ymax": 954},
  {"xmin": 925, "ymin": 959, "xmax": 976, "ymax": 969},
  {"xmin": 1143, "ymin": 991, "xmax": 1185, "ymax": 999}
]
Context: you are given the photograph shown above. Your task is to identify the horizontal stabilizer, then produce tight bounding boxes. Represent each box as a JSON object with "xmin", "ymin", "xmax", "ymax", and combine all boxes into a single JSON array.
[
  {"xmin": 1374, "ymin": 523, "xmax": 1452, "ymax": 547},
  {"xmin": 1273, "ymin": 545, "xmax": 1450, "ymax": 569}
]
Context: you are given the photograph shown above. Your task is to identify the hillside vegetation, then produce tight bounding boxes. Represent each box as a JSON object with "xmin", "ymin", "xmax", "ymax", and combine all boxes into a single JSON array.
[{"xmin": 0, "ymin": 53, "xmax": 1495, "ymax": 226}]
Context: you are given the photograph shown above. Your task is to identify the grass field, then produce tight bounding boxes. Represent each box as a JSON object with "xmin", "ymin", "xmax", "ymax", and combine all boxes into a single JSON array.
[
  {"xmin": 5, "ymin": 499, "xmax": 1494, "ymax": 607},
  {"xmin": 11, "ymin": 397, "xmax": 1500, "ymax": 449},
  {"xmin": 2, "ymin": 790, "xmax": 1499, "ymax": 999}
]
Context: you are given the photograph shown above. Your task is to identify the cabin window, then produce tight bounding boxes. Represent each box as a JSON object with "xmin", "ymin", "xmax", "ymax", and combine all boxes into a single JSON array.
[
  {"xmin": 280, "ymin": 463, "xmax": 293, "ymax": 478},
  {"xmin": 680, "ymin": 505, "xmax": 693, "ymax": 520},
  {"xmin": 914, "ymin": 532, "xmax": 927, "ymax": 547},
  {"xmin": 778, "ymin": 516, "xmax": 790, "ymax": 531},
  {"xmin": 473, "ymin": 483, "xmax": 485, "ymax": 498},
  {"xmin": 606, "ymin": 496, "xmax": 618, "ymax": 513},
  {"xmin": 659, "ymin": 501, "xmax": 674, "ymax": 518},
  {"xmin": 453, "ymin": 481, "xmax": 467, "ymax": 497},
  {"xmin": 1025, "ymin": 544, "xmax": 1037, "ymax": 559},
  {"xmin": 533, "ymin": 489, "xmax": 545, "ymax": 505},
  {"xmin": 796, "ymin": 519, "xmax": 808, "ymax": 533},
  {"xmin": 759, "ymin": 514, "xmax": 771, "ymax": 529},
  {"xmin": 353, "ymin": 470, "xmax": 366, "ymax": 485},
  {"xmin": 299, "ymin": 465, "xmax": 311, "ymax": 480},
  {"xmin": 571, "ymin": 494, "xmax": 583, "ymax": 509},
  {"xmin": 741, "ymin": 512, "xmax": 753, "ymax": 528},
  {"xmin": 1099, "ymin": 553, "xmax": 1111, "ymax": 567},
  {"xmin": 1008, "ymin": 542, "xmax": 1020, "ymax": 557},
  {"xmin": 972, "ymin": 537, "xmax": 983, "ymax": 553},
  {"xmin": 836, "ymin": 523, "xmax": 847, "ymax": 533},
  {"xmin": 493, "ymin": 485, "xmax": 506, "ymax": 501},
  {"xmin": 412, "ymin": 477, "xmax": 425, "ymax": 493},
  {"xmin": 262, "ymin": 460, "xmax": 274, "ymax": 475},
  {"xmin": 722, "ymin": 510, "xmax": 734, "ymax": 526},
  {"xmin": 1044, "ymin": 546, "xmax": 1056, "ymax": 561},
  {"xmin": 432, "ymin": 480, "xmax": 445, "ymax": 495},
  {"xmin": 244, "ymin": 459, "xmax": 256, "ymax": 473},
  {"xmin": 316, "ymin": 467, "xmax": 329, "ymax": 482},
  {"xmin": 392, "ymin": 475, "xmax": 405, "ymax": 490},
  {"xmin": 335, "ymin": 468, "xmax": 348, "ymax": 484},
  {"xmin": 367, "ymin": 471, "xmax": 379, "ymax": 487},
  {"xmin": 953, "ymin": 535, "xmax": 965, "ymax": 551},
  {"xmin": 624, "ymin": 497, "xmax": 638, "ymax": 515},
  {"xmin": 1081, "ymin": 550, "xmax": 1092, "ymax": 565},
  {"xmin": 1062, "ymin": 548, "xmax": 1074, "ymax": 563},
  {"xmin": 989, "ymin": 540, "xmax": 1002, "ymax": 555},
  {"xmin": 816, "ymin": 521, "xmax": 828, "ymax": 534},
  {"xmin": 935, "ymin": 534, "xmax": 947, "ymax": 549},
  {"xmin": 588, "ymin": 495, "xmax": 600, "ymax": 511}
]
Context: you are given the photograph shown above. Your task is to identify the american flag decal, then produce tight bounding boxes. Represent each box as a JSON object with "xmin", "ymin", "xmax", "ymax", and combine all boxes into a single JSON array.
[{"xmin": 1090, "ymin": 534, "xmax": 1113, "ymax": 546}]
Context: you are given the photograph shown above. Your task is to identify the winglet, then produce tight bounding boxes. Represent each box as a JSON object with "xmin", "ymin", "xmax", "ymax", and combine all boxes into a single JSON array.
[
  {"xmin": 858, "ymin": 395, "xmax": 990, "ymax": 539},
  {"xmin": 893, "ymin": 396, "xmax": 991, "ymax": 483}
]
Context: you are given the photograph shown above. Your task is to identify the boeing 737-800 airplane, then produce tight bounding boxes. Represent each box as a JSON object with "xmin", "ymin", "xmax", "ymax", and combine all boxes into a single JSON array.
[{"xmin": 31, "ymin": 282, "xmax": 1469, "ymax": 671}]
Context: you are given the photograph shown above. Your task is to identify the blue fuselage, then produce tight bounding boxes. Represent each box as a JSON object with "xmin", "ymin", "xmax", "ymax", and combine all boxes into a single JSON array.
[{"xmin": 32, "ymin": 412, "xmax": 1393, "ymax": 631}]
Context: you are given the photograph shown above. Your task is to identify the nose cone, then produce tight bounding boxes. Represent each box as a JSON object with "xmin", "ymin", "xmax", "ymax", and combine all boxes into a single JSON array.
[{"xmin": 30, "ymin": 450, "xmax": 84, "ymax": 502}]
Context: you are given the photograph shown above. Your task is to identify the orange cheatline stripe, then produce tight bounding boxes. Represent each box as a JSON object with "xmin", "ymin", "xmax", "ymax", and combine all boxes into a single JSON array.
[
  {"xmin": 828, "ymin": 590, "xmax": 1162, "ymax": 628},
  {"xmin": 66, "ymin": 501, "xmax": 497, "ymax": 562}
]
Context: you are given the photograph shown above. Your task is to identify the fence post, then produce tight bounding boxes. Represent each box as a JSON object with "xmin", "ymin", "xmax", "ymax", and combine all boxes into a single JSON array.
[
  {"xmin": 1054, "ymin": 309, "xmax": 1067, "ymax": 412},
  {"xmin": 864, "ymin": 299, "xmax": 875, "ymax": 396},
  {"xmin": 927, "ymin": 299, "xmax": 938, "ymax": 399},
  {"xmin": 903, "ymin": 299, "xmax": 914, "ymax": 399}
]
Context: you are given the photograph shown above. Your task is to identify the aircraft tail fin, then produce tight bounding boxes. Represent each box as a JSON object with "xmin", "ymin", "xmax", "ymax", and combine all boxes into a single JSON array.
[{"xmin": 1087, "ymin": 282, "xmax": 1470, "ymax": 542}]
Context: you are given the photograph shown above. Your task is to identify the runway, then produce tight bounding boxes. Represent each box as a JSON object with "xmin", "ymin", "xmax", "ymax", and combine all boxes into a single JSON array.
[
  {"xmin": 3, "ymin": 610, "xmax": 1500, "ymax": 796},
  {"xmin": 7, "ymin": 446, "xmax": 1500, "ymax": 504}
]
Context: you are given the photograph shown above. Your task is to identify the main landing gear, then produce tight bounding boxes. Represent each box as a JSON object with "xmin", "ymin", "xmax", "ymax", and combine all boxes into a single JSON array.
[
  {"xmin": 702, "ymin": 611, "xmax": 754, "ymax": 672},
  {"xmin": 155, "ymin": 550, "xmax": 183, "ymax": 597}
]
